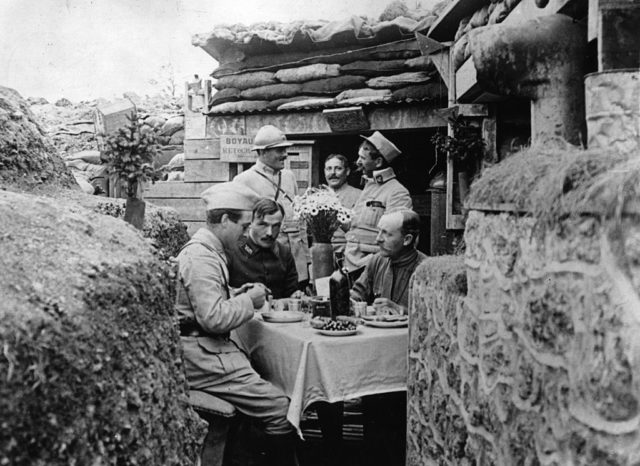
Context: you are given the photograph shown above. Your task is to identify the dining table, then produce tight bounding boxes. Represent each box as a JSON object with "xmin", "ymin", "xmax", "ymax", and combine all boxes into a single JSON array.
[{"xmin": 232, "ymin": 313, "xmax": 408, "ymax": 437}]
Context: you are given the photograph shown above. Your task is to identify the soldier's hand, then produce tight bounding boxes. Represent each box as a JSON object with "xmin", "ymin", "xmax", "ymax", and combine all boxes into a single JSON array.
[
  {"xmin": 246, "ymin": 284, "xmax": 268, "ymax": 309},
  {"xmin": 373, "ymin": 297, "xmax": 404, "ymax": 316}
]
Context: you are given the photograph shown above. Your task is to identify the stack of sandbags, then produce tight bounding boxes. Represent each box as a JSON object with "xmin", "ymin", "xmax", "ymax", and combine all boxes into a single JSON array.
[
  {"xmin": 452, "ymin": 0, "xmax": 522, "ymax": 71},
  {"xmin": 208, "ymin": 51, "xmax": 444, "ymax": 114},
  {"xmin": 138, "ymin": 114, "xmax": 185, "ymax": 146}
]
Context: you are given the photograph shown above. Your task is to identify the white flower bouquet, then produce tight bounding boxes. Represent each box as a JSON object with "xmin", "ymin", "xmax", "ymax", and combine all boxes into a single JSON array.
[{"xmin": 293, "ymin": 187, "xmax": 352, "ymax": 243}]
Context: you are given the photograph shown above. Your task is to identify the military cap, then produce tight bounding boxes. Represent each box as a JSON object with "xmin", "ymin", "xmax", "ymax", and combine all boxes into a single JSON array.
[
  {"xmin": 360, "ymin": 131, "xmax": 402, "ymax": 163},
  {"xmin": 201, "ymin": 182, "xmax": 260, "ymax": 211}
]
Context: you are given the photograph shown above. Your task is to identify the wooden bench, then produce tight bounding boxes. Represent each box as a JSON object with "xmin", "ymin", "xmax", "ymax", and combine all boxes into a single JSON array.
[{"xmin": 189, "ymin": 390, "xmax": 237, "ymax": 466}]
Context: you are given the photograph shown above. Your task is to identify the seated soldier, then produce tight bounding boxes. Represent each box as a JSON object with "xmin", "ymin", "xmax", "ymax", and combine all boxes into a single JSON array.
[
  {"xmin": 350, "ymin": 209, "xmax": 426, "ymax": 466},
  {"xmin": 227, "ymin": 198, "xmax": 303, "ymax": 300},
  {"xmin": 175, "ymin": 183, "xmax": 298, "ymax": 466},
  {"xmin": 350, "ymin": 209, "xmax": 426, "ymax": 314}
]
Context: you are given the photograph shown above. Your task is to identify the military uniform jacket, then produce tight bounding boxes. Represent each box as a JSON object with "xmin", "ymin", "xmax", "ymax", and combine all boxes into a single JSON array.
[
  {"xmin": 175, "ymin": 228, "xmax": 255, "ymax": 356},
  {"xmin": 329, "ymin": 183, "xmax": 361, "ymax": 252},
  {"xmin": 234, "ymin": 160, "xmax": 310, "ymax": 281},
  {"xmin": 234, "ymin": 160, "xmax": 298, "ymax": 220},
  {"xmin": 345, "ymin": 167, "xmax": 412, "ymax": 270},
  {"xmin": 226, "ymin": 235, "xmax": 299, "ymax": 299},
  {"xmin": 350, "ymin": 249, "xmax": 427, "ymax": 308}
]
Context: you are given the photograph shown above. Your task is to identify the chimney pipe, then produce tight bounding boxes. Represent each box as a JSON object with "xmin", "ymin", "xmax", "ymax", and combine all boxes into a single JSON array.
[{"xmin": 469, "ymin": 14, "xmax": 587, "ymax": 145}]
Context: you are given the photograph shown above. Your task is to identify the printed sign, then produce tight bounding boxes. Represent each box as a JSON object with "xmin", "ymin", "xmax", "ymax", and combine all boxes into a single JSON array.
[{"xmin": 220, "ymin": 134, "xmax": 255, "ymax": 163}]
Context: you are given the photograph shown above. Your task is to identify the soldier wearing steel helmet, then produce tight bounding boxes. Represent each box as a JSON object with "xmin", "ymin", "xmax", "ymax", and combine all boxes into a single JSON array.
[{"xmin": 234, "ymin": 125, "xmax": 310, "ymax": 283}]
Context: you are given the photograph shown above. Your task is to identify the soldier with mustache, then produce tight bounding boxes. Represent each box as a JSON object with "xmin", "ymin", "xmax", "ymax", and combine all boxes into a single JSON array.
[
  {"xmin": 323, "ymin": 153, "xmax": 361, "ymax": 253},
  {"xmin": 234, "ymin": 125, "xmax": 310, "ymax": 285}
]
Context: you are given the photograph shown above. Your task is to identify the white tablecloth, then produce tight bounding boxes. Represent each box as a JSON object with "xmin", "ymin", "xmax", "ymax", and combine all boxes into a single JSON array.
[{"xmin": 233, "ymin": 315, "xmax": 408, "ymax": 435}]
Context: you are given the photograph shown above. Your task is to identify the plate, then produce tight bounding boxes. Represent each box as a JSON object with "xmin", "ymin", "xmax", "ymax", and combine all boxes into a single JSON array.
[
  {"xmin": 364, "ymin": 320, "xmax": 408, "ymax": 328},
  {"xmin": 317, "ymin": 329, "xmax": 358, "ymax": 337},
  {"xmin": 261, "ymin": 311, "xmax": 305, "ymax": 323}
]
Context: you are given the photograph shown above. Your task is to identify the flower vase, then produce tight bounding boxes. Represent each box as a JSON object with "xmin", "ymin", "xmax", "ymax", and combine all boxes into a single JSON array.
[{"xmin": 311, "ymin": 242, "xmax": 335, "ymax": 280}]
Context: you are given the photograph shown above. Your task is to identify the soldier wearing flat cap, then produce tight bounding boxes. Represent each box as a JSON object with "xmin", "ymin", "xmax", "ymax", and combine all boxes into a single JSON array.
[
  {"xmin": 175, "ymin": 182, "xmax": 298, "ymax": 466},
  {"xmin": 343, "ymin": 131, "xmax": 412, "ymax": 272},
  {"xmin": 234, "ymin": 125, "xmax": 310, "ymax": 283}
]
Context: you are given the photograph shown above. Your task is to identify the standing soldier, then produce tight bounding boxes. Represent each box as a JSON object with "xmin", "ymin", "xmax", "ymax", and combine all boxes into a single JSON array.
[
  {"xmin": 344, "ymin": 131, "xmax": 412, "ymax": 272},
  {"xmin": 234, "ymin": 125, "xmax": 310, "ymax": 283},
  {"xmin": 323, "ymin": 153, "xmax": 361, "ymax": 253}
]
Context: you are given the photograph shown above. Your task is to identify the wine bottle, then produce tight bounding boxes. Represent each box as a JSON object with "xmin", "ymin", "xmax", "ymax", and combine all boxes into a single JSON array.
[{"xmin": 329, "ymin": 253, "xmax": 351, "ymax": 319}]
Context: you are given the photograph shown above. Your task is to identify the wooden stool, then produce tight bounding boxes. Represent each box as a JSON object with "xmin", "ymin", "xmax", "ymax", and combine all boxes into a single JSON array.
[{"xmin": 189, "ymin": 390, "xmax": 237, "ymax": 466}]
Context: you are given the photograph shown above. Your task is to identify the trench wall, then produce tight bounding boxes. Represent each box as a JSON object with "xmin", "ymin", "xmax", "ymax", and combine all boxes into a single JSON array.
[{"xmin": 408, "ymin": 210, "xmax": 640, "ymax": 465}]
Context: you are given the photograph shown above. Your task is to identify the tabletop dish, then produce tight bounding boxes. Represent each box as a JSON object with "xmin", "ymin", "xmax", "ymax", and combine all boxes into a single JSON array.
[
  {"xmin": 364, "ymin": 319, "xmax": 408, "ymax": 328},
  {"xmin": 261, "ymin": 310, "xmax": 305, "ymax": 323},
  {"xmin": 317, "ymin": 328, "xmax": 359, "ymax": 336}
]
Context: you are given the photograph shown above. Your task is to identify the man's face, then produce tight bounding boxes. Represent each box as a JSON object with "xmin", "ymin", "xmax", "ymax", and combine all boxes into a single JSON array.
[
  {"xmin": 356, "ymin": 141, "xmax": 382, "ymax": 174},
  {"xmin": 249, "ymin": 210, "xmax": 283, "ymax": 248},
  {"xmin": 221, "ymin": 211, "xmax": 252, "ymax": 247},
  {"xmin": 375, "ymin": 212, "xmax": 408, "ymax": 259},
  {"xmin": 260, "ymin": 147, "xmax": 288, "ymax": 171},
  {"xmin": 324, "ymin": 157, "xmax": 349, "ymax": 190}
]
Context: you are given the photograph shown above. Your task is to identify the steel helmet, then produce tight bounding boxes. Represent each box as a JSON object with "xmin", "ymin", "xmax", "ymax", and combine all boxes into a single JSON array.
[{"xmin": 251, "ymin": 125, "xmax": 294, "ymax": 151}]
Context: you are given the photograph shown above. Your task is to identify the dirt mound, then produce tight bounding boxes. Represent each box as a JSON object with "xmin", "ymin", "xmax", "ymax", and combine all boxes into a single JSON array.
[
  {"xmin": 0, "ymin": 190, "xmax": 204, "ymax": 465},
  {"xmin": 0, "ymin": 86, "xmax": 76, "ymax": 190}
]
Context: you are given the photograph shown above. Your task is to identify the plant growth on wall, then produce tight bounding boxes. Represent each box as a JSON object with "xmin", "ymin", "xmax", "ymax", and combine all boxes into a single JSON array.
[{"xmin": 431, "ymin": 115, "xmax": 485, "ymax": 176}]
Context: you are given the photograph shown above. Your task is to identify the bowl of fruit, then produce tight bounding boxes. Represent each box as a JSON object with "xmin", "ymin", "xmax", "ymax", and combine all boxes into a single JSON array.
[{"xmin": 313, "ymin": 317, "xmax": 359, "ymax": 336}]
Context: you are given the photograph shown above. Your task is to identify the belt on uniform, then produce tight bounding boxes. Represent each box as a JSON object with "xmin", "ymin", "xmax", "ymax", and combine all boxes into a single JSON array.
[
  {"xmin": 179, "ymin": 321, "xmax": 230, "ymax": 340},
  {"xmin": 179, "ymin": 321, "xmax": 203, "ymax": 337}
]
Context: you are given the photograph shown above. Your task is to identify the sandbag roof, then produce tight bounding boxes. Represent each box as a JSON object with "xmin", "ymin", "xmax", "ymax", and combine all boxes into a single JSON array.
[{"xmin": 192, "ymin": 3, "xmax": 449, "ymax": 61}]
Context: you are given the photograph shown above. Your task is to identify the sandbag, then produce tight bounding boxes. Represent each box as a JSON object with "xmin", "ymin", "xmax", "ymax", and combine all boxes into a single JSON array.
[
  {"xmin": 452, "ymin": 35, "xmax": 469, "ymax": 71},
  {"xmin": 267, "ymin": 95, "xmax": 318, "ymax": 109},
  {"xmin": 404, "ymin": 56, "xmax": 435, "ymax": 71},
  {"xmin": 275, "ymin": 64, "xmax": 341, "ymax": 83},
  {"xmin": 301, "ymin": 75, "xmax": 367, "ymax": 95},
  {"xmin": 240, "ymin": 83, "xmax": 303, "ymax": 100},
  {"xmin": 469, "ymin": 5, "xmax": 490, "ymax": 28},
  {"xmin": 366, "ymin": 72, "xmax": 432, "ymax": 89},
  {"xmin": 277, "ymin": 98, "xmax": 336, "ymax": 111},
  {"xmin": 208, "ymin": 100, "xmax": 271, "ymax": 114},
  {"xmin": 391, "ymin": 83, "xmax": 447, "ymax": 102},
  {"xmin": 371, "ymin": 16, "xmax": 419, "ymax": 34},
  {"xmin": 338, "ymin": 95, "xmax": 392, "ymax": 106},
  {"xmin": 340, "ymin": 60, "xmax": 407, "ymax": 77},
  {"xmin": 214, "ymin": 71, "xmax": 277, "ymax": 90},
  {"xmin": 455, "ymin": 17, "xmax": 471, "ymax": 41},
  {"xmin": 336, "ymin": 88, "xmax": 392, "ymax": 102},
  {"xmin": 209, "ymin": 88, "xmax": 241, "ymax": 106},
  {"xmin": 488, "ymin": 1, "xmax": 509, "ymax": 24},
  {"xmin": 66, "ymin": 150, "xmax": 102, "ymax": 164}
]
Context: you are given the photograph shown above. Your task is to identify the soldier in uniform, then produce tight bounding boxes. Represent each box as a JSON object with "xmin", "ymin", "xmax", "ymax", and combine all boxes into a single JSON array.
[
  {"xmin": 234, "ymin": 125, "xmax": 310, "ymax": 283},
  {"xmin": 323, "ymin": 153, "xmax": 361, "ymax": 253},
  {"xmin": 227, "ymin": 198, "xmax": 303, "ymax": 299},
  {"xmin": 344, "ymin": 131, "xmax": 413, "ymax": 272},
  {"xmin": 175, "ymin": 182, "xmax": 298, "ymax": 466}
]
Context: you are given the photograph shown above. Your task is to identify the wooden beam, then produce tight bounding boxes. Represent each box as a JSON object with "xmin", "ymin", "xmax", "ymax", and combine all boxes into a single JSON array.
[
  {"xmin": 184, "ymin": 138, "xmax": 220, "ymax": 160},
  {"xmin": 144, "ymin": 181, "xmax": 216, "ymax": 198},
  {"xmin": 184, "ymin": 159, "xmax": 232, "ymax": 182}
]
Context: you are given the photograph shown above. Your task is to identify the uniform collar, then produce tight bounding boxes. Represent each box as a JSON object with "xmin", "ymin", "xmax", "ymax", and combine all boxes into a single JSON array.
[
  {"xmin": 255, "ymin": 159, "xmax": 280, "ymax": 176},
  {"xmin": 241, "ymin": 233, "xmax": 277, "ymax": 256},
  {"xmin": 363, "ymin": 167, "xmax": 396, "ymax": 185},
  {"xmin": 193, "ymin": 227, "xmax": 227, "ymax": 263}
]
